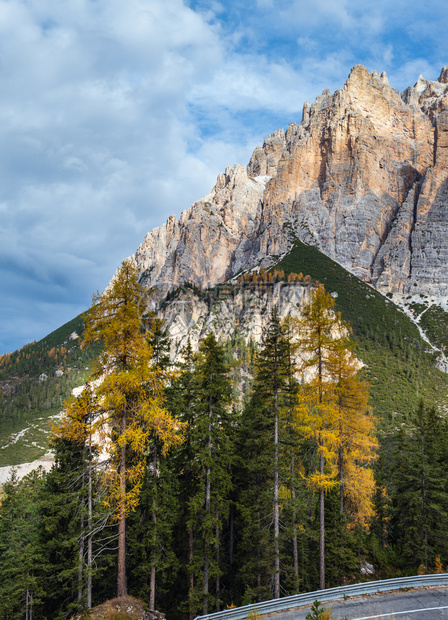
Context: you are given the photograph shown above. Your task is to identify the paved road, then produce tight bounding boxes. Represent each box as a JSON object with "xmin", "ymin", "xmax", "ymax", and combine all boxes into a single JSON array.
[{"xmin": 271, "ymin": 587, "xmax": 448, "ymax": 619}]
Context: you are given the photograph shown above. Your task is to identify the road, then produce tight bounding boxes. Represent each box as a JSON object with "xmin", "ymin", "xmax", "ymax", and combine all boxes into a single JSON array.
[{"xmin": 270, "ymin": 587, "xmax": 448, "ymax": 619}]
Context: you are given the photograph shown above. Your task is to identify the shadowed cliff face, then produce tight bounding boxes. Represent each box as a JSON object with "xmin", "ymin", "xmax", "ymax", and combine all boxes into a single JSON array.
[{"xmin": 133, "ymin": 64, "xmax": 448, "ymax": 300}]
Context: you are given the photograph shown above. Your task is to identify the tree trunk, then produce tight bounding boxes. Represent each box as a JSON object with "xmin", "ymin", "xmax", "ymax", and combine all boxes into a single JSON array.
[
  {"xmin": 274, "ymin": 359, "xmax": 280, "ymax": 599},
  {"xmin": 215, "ymin": 500, "xmax": 220, "ymax": 611},
  {"xmin": 189, "ymin": 523, "xmax": 195, "ymax": 620},
  {"xmin": 79, "ymin": 455, "xmax": 85, "ymax": 603},
  {"xmin": 421, "ymin": 436, "xmax": 428, "ymax": 568},
  {"xmin": 78, "ymin": 523, "xmax": 85, "ymax": 603},
  {"xmin": 150, "ymin": 444, "xmax": 157, "ymax": 611},
  {"xmin": 117, "ymin": 408, "xmax": 127, "ymax": 598},
  {"xmin": 319, "ymin": 447, "xmax": 325, "ymax": 590},
  {"xmin": 339, "ymin": 441, "xmax": 344, "ymax": 520},
  {"xmin": 291, "ymin": 454, "xmax": 299, "ymax": 588},
  {"xmin": 203, "ymin": 396, "xmax": 212, "ymax": 615},
  {"xmin": 87, "ymin": 438, "xmax": 93, "ymax": 609}
]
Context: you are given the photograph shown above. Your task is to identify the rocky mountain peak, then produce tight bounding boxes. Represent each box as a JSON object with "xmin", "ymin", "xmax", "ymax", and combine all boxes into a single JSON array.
[
  {"xmin": 132, "ymin": 65, "xmax": 448, "ymax": 307},
  {"xmin": 438, "ymin": 65, "xmax": 448, "ymax": 84}
]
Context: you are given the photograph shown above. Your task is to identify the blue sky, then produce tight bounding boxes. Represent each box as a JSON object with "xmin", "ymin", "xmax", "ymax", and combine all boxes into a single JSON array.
[{"xmin": 0, "ymin": 0, "xmax": 447, "ymax": 355}]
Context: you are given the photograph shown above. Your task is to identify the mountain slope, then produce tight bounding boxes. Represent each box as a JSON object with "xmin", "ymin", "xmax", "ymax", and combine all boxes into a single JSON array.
[
  {"xmin": 157, "ymin": 240, "xmax": 448, "ymax": 426},
  {"xmin": 0, "ymin": 314, "xmax": 99, "ymax": 466},
  {"xmin": 1, "ymin": 240, "xmax": 447, "ymax": 468}
]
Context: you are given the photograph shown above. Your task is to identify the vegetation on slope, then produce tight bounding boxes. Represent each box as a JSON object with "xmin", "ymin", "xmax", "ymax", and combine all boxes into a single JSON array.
[
  {"xmin": 272, "ymin": 240, "xmax": 448, "ymax": 426},
  {"xmin": 1, "ymin": 239, "xmax": 447, "ymax": 467},
  {"xmin": 0, "ymin": 313, "xmax": 99, "ymax": 465}
]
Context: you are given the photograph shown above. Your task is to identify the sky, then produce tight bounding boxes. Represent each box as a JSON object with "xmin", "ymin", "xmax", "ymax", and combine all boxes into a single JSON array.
[{"xmin": 1, "ymin": 0, "xmax": 448, "ymax": 355}]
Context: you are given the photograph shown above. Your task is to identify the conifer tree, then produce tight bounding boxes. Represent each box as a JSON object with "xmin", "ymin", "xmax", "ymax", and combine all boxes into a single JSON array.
[
  {"xmin": 329, "ymin": 337, "xmax": 377, "ymax": 527},
  {"xmin": 38, "ymin": 436, "xmax": 88, "ymax": 618},
  {"xmin": 390, "ymin": 401, "xmax": 448, "ymax": 569},
  {"xmin": 63, "ymin": 259, "xmax": 184, "ymax": 599},
  {"xmin": 166, "ymin": 339, "xmax": 199, "ymax": 619},
  {"xmin": 294, "ymin": 284, "xmax": 375, "ymax": 589},
  {"xmin": 188, "ymin": 332, "xmax": 234, "ymax": 615},
  {"xmin": 236, "ymin": 308, "xmax": 293, "ymax": 600},
  {"xmin": 0, "ymin": 469, "xmax": 44, "ymax": 620}
]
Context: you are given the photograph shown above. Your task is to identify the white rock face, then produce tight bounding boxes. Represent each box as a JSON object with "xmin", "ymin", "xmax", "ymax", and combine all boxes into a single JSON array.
[
  {"xmin": 0, "ymin": 453, "xmax": 54, "ymax": 485},
  {"xmin": 128, "ymin": 65, "xmax": 448, "ymax": 304},
  {"xmin": 159, "ymin": 282, "xmax": 311, "ymax": 358}
]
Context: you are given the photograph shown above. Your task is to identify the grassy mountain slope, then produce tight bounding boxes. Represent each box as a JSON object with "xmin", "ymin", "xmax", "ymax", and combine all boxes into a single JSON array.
[
  {"xmin": 1, "ymin": 240, "xmax": 447, "ymax": 467},
  {"xmin": 0, "ymin": 313, "xmax": 99, "ymax": 466},
  {"xmin": 272, "ymin": 240, "xmax": 448, "ymax": 426}
]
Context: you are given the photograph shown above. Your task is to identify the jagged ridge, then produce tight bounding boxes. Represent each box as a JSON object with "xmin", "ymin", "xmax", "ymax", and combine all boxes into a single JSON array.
[{"xmin": 134, "ymin": 64, "xmax": 448, "ymax": 306}]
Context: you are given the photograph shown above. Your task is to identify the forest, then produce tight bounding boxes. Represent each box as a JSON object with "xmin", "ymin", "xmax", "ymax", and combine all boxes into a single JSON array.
[{"xmin": 1, "ymin": 259, "xmax": 448, "ymax": 620}]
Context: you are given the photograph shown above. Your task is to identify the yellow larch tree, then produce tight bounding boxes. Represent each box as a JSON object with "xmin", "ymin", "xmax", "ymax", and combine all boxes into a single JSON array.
[
  {"xmin": 293, "ymin": 284, "xmax": 377, "ymax": 589},
  {"xmin": 59, "ymin": 258, "xmax": 184, "ymax": 602},
  {"xmin": 330, "ymin": 343, "xmax": 378, "ymax": 528}
]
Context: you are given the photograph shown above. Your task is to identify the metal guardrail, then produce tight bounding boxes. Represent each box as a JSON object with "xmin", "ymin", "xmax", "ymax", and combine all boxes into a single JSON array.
[{"xmin": 195, "ymin": 573, "xmax": 448, "ymax": 620}]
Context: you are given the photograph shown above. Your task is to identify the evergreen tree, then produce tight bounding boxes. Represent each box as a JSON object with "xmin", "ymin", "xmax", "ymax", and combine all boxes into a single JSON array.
[
  {"xmin": 0, "ymin": 469, "xmax": 45, "ymax": 620},
  {"xmin": 188, "ymin": 332, "xmax": 234, "ymax": 615},
  {"xmin": 236, "ymin": 308, "xmax": 294, "ymax": 601},
  {"xmin": 390, "ymin": 401, "xmax": 448, "ymax": 569},
  {"xmin": 38, "ymin": 436, "xmax": 87, "ymax": 618},
  {"xmin": 166, "ymin": 339, "xmax": 200, "ymax": 619}
]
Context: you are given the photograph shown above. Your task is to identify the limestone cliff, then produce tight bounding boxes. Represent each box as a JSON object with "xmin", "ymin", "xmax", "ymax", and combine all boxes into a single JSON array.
[
  {"xmin": 134, "ymin": 65, "xmax": 448, "ymax": 301},
  {"xmin": 158, "ymin": 281, "xmax": 310, "ymax": 358}
]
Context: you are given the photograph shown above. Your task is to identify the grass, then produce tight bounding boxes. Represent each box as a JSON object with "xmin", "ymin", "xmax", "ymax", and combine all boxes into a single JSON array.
[{"xmin": 79, "ymin": 595, "xmax": 150, "ymax": 620}]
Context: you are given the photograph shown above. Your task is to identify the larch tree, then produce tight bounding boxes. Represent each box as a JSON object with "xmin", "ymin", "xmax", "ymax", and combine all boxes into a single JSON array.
[
  {"xmin": 66, "ymin": 259, "xmax": 184, "ymax": 600},
  {"xmin": 293, "ymin": 284, "xmax": 375, "ymax": 589},
  {"xmin": 329, "ymin": 337, "xmax": 378, "ymax": 527}
]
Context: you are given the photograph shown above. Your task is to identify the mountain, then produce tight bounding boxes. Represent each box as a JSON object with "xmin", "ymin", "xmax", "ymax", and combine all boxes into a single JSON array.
[
  {"xmin": 134, "ymin": 64, "xmax": 448, "ymax": 306},
  {"xmin": 2, "ymin": 64, "xmax": 448, "ymax": 471}
]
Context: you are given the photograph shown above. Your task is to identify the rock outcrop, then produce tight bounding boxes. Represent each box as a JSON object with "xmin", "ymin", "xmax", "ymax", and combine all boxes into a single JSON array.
[
  {"xmin": 133, "ymin": 65, "xmax": 448, "ymax": 301},
  {"xmin": 158, "ymin": 281, "xmax": 311, "ymax": 358}
]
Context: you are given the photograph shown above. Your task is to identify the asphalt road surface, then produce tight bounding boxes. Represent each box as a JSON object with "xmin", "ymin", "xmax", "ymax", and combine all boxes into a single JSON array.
[{"xmin": 270, "ymin": 587, "xmax": 448, "ymax": 619}]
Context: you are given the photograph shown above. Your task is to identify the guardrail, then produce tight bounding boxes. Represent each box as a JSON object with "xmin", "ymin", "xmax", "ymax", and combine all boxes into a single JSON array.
[{"xmin": 195, "ymin": 573, "xmax": 448, "ymax": 620}]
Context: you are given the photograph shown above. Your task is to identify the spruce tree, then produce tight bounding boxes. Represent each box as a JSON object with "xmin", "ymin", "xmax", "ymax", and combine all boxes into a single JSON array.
[
  {"xmin": 0, "ymin": 469, "xmax": 45, "ymax": 620},
  {"xmin": 390, "ymin": 401, "xmax": 448, "ymax": 569},
  {"xmin": 188, "ymin": 332, "xmax": 234, "ymax": 615},
  {"xmin": 166, "ymin": 339, "xmax": 200, "ymax": 619},
  {"xmin": 236, "ymin": 308, "xmax": 293, "ymax": 601},
  {"xmin": 38, "ymin": 436, "xmax": 87, "ymax": 618}
]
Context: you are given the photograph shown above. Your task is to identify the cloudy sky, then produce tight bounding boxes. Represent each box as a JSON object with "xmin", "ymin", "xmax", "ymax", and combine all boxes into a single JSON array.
[{"xmin": 0, "ymin": 0, "xmax": 447, "ymax": 355}]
